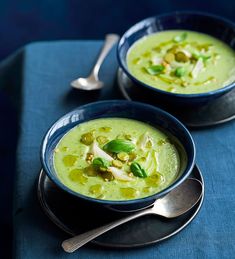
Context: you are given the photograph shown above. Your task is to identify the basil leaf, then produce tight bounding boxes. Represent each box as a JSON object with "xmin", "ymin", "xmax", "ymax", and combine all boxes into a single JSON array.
[
  {"xmin": 92, "ymin": 157, "xmax": 110, "ymax": 169},
  {"xmin": 103, "ymin": 139, "xmax": 135, "ymax": 153},
  {"xmin": 130, "ymin": 162, "xmax": 147, "ymax": 178},
  {"xmin": 146, "ymin": 65, "xmax": 164, "ymax": 75},
  {"xmin": 175, "ymin": 67, "xmax": 186, "ymax": 77},
  {"xmin": 173, "ymin": 32, "xmax": 187, "ymax": 43}
]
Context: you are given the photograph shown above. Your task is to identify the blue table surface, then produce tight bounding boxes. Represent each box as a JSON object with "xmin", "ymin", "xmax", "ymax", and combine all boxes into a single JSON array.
[{"xmin": 2, "ymin": 40, "xmax": 234, "ymax": 258}]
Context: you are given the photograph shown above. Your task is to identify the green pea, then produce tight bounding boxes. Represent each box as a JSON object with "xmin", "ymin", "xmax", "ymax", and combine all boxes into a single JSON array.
[
  {"xmin": 96, "ymin": 136, "xmax": 109, "ymax": 145},
  {"xmin": 112, "ymin": 159, "xmax": 123, "ymax": 168},
  {"xmin": 117, "ymin": 152, "xmax": 129, "ymax": 162},
  {"xmin": 128, "ymin": 152, "xmax": 137, "ymax": 161},
  {"xmin": 175, "ymin": 51, "xmax": 189, "ymax": 62}
]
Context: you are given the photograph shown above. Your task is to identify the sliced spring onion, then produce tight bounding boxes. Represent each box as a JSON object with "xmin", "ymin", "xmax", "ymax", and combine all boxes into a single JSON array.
[
  {"xmin": 146, "ymin": 65, "xmax": 164, "ymax": 75},
  {"xmin": 192, "ymin": 52, "xmax": 211, "ymax": 62},
  {"xmin": 175, "ymin": 67, "xmax": 186, "ymax": 77},
  {"xmin": 173, "ymin": 32, "xmax": 187, "ymax": 43}
]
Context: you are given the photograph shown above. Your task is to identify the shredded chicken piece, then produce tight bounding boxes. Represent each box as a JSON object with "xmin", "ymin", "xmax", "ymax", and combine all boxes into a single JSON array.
[
  {"xmin": 191, "ymin": 59, "xmax": 204, "ymax": 78},
  {"xmin": 137, "ymin": 132, "xmax": 152, "ymax": 150},
  {"xmin": 90, "ymin": 142, "xmax": 113, "ymax": 162},
  {"xmin": 108, "ymin": 167, "xmax": 134, "ymax": 181}
]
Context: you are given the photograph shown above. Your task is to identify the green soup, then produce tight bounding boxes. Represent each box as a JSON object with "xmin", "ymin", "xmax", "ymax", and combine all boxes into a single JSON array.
[
  {"xmin": 54, "ymin": 118, "xmax": 186, "ymax": 201},
  {"xmin": 127, "ymin": 30, "xmax": 235, "ymax": 94}
]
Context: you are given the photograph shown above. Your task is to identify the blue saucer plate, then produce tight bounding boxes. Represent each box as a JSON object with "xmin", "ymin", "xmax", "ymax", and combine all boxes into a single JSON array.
[
  {"xmin": 117, "ymin": 68, "xmax": 235, "ymax": 128},
  {"xmin": 37, "ymin": 165, "xmax": 204, "ymax": 248}
]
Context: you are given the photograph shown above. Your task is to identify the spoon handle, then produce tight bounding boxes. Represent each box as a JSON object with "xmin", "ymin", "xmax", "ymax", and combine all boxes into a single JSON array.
[
  {"xmin": 62, "ymin": 207, "xmax": 152, "ymax": 253},
  {"xmin": 91, "ymin": 34, "xmax": 120, "ymax": 78}
]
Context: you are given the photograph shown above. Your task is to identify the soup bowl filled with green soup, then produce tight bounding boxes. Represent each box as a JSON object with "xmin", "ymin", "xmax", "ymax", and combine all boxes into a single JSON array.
[
  {"xmin": 41, "ymin": 100, "xmax": 195, "ymax": 212},
  {"xmin": 117, "ymin": 12, "xmax": 235, "ymax": 106}
]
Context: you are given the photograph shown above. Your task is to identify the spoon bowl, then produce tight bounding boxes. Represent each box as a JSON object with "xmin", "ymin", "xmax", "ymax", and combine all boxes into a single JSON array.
[
  {"xmin": 71, "ymin": 75, "xmax": 104, "ymax": 90},
  {"xmin": 62, "ymin": 178, "xmax": 202, "ymax": 253},
  {"xmin": 152, "ymin": 178, "xmax": 203, "ymax": 218},
  {"xmin": 71, "ymin": 34, "xmax": 119, "ymax": 90}
]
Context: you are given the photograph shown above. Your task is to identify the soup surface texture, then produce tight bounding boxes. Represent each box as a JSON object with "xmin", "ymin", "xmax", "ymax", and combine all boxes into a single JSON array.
[
  {"xmin": 54, "ymin": 118, "xmax": 183, "ymax": 200},
  {"xmin": 127, "ymin": 30, "xmax": 235, "ymax": 94}
]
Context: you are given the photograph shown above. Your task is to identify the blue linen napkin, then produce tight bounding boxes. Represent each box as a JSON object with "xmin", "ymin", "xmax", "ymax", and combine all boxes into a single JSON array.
[{"xmin": 2, "ymin": 40, "xmax": 234, "ymax": 258}]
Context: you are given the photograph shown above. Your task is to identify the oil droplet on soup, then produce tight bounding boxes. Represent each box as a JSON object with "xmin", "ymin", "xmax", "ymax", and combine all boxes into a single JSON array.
[
  {"xmin": 89, "ymin": 184, "xmax": 104, "ymax": 196},
  {"xmin": 69, "ymin": 169, "xmax": 88, "ymax": 185},
  {"xmin": 120, "ymin": 187, "xmax": 139, "ymax": 199},
  {"xmin": 63, "ymin": 155, "xmax": 77, "ymax": 167}
]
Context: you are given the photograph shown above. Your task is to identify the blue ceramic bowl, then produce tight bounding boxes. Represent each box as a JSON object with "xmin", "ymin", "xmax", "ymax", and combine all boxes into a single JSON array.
[
  {"xmin": 41, "ymin": 100, "xmax": 195, "ymax": 212},
  {"xmin": 117, "ymin": 11, "xmax": 235, "ymax": 106}
]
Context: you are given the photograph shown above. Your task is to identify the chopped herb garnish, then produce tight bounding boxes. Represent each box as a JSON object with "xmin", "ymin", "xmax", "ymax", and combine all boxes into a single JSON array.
[
  {"xmin": 173, "ymin": 32, "xmax": 187, "ymax": 43},
  {"xmin": 175, "ymin": 67, "xmax": 186, "ymax": 77},
  {"xmin": 192, "ymin": 52, "xmax": 211, "ymax": 62},
  {"xmin": 146, "ymin": 65, "xmax": 164, "ymax": 75},
  {"xmin": 130, "ymin": 162, "xmax": 147, "ymax": 178}
]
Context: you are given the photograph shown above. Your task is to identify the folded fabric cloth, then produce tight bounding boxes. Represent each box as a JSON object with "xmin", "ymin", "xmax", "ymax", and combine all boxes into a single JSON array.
[{"xmin": 1, "ymin": 40, "xmax": 233, "ymax": 258}]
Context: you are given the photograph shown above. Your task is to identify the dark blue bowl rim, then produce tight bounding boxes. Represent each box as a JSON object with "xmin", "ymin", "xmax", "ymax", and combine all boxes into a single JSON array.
[
  {"xmin": 41, "ymin": 100, "xmax": 196, "ymax": 205},
  {"xmin": 117, "ymin": 11, "xmax": 235, "ymax": 98}
]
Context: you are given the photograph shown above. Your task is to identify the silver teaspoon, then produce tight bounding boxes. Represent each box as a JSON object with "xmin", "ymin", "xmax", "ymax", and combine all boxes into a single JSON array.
[
  {"xmin": 71, "ymin": 34, "xmax": 119, "ymax": 90},
  {"xmin": 62, "ymin": 178, "xmax": 203, "ymax": 253}
]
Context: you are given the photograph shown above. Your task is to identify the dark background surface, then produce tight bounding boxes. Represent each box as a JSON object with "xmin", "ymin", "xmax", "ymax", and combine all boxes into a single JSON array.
[
  {"xmin": 1, "ymin": 0, "xmax": 235, "ymax": 60},
  {"xmin": 0, "ymin": 1, "xmax": 235, "ymax": 258}
]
